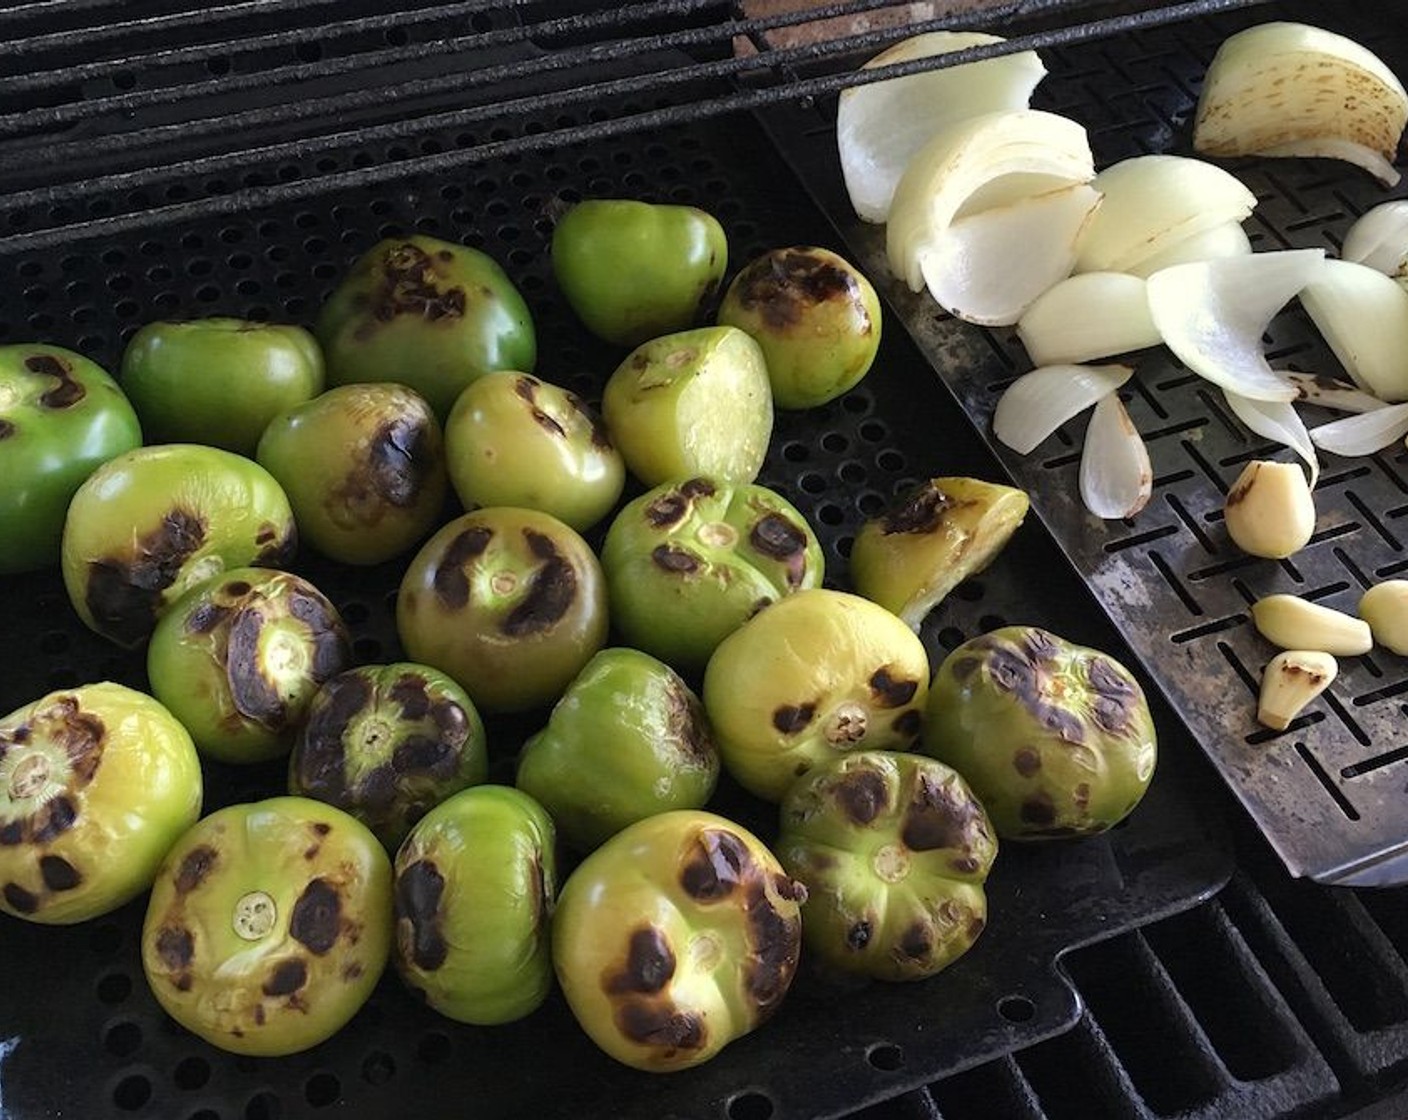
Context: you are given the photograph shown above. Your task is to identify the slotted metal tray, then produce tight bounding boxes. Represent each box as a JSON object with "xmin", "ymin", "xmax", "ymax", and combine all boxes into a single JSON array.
[{"xmin": 763, "ymin": 0, "xmax": 1408, "ymax": 887}]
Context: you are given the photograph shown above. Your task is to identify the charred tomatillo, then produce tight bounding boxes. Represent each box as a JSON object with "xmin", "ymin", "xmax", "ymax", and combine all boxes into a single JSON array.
[
  {"xmin": 922, "ymin": 626, "xmax": 1158, "ymax": 840},
  {"xmin": 316, "ymin": 235, "xmax": 536, "ymax": 420},
  {"xmin": 61, "ymin": 444, "xmax": 298, "ymax": 649},
  {"xmin": 515, "ymin": 648, "xmax": 718, "ymax": 852},
  {"xmin": 775, "ymin": 750, "xmax": 996, "ymax": 981},
  {"xmin": 396, "ymin": 507, "xmax": 609, "ymax": 714},
  {"xmin": 552, "ymin": 809, "xmax": 806, "ymax": 1072},
  {"xmin": 443, "ymin": 371, "xmax": 624, "ymax": 533},
  {"xmin": 0, "ymin": 344, "xmax": 141, "ymax": 575},
  {"xmin": 256, "ymin": 382, "xmax": 448, "ymax": 566},
  {"xmin": 717, "ymin": 246, "xmax": 882, "ymax": 410},
  {"xmin": 703, "ymin": 589, "xmax": 930, "ymax": 802},
  {"xmin": 601, "ymin": 476, "xmax": 824, "ymax": 674},
  {"xmin": 289, "ymin": 663, "xmax": 488, "ymax": 851},
  {"xmin": 551, "ymin": 198, "xmax": 728, "ymax": 348},
  {"xmin": 602, "ymin": 325, "xmax": 773, "ymax": 487},
  {"xmin": 147, "ymin": 568, "xmax": 352, "ymax": 765},
  {"xmin": 119, "ymin": 318, "xmax": 324, "ymax": 456},
  {"xmin": 0, "ymin": 682, "xmax": 202, "ymax": 925},
  {"xmin": 141, "ymin": 797, "xmax": 392, "ymax": 1057},
  {"xmin": 392, "ymin": 785, "xmax": 556, "ymax": 1025}
]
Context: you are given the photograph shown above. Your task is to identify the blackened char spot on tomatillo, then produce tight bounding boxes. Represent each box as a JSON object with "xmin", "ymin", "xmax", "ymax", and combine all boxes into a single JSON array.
[
  {"xmin": 359, "ymin": 765, "xmax": 397, "ymax": 809},
  {"xmin": 26, "ymin": 353, "xmax": 87, "ymax": 409},
  {"xmin": 0, "ymin": 822, "xmax": 20, "ymax": 846},
  {"xmin": 395, "ymin": 858, "xmax": 448, "ymax": 971},
  {"xmin": 84, "ymin": 508, "xmax": 207, "ymax": 647},
  {"xmin": 1035, "ymin": 701, "xmax": 1087, "ymax": 744},
  {"xmin": 432, "ymin": 525, "xmax": 493, "ymax": 609},
  {"xmin": 892, "ymin": 709, "xmax": 923, "ymax": 739},
  {"xmin": 902, "ymin": 773, "xmax": 983, "ymax": 852},
  {"xmin": 1014, "ymin": 747, "xmax": 1042, "ymax": 777},
  {"xmin": 645, "ymin": 492, "xmax": 690, "ymax": 530},
  {"xmin": 501, "ymin": 530, "xmax": 575, "ymax": 637},
  {"xmin": 869, "ymin": 666, "xmax": 918, "ymax": 708},
  {"xmin": 773, "ymin": 702, "xmax": 816, "ymax": 734},
  {"xmin": 31, "ymin": 796, "xmax": 77, "ymax": 844},
  {"xmin": 743, "ymin": 876, "xmax": 802, "ymax": 1013},
  {"xmin": 0, "ymin": 420, "xmax": 14, "ymax": 440},
  {"xmin": 262, "ymin": 958, "xmax": 309, "ymax": 997},
  {"xmin": 1021, "ymin": 792, "xmax": 1058, "ymax": 828},
  {"xmin": 175, "ymin": 845, "xmax": 218, "ymax": 893},
  {"xmin": 567, "ymin": 390, "xmax": 614, "ymax": 451},
  {"xmin": 3, "ymin": 883, "xmax": 38, "ymax": 914},
  {"xmin": 617, "ymin": 1001, "xmax": 705, "ymax": 1052},
  {"xmin": 735, "ymin": 249, "xmax": 859, "ymax": 332},
  {"xmin": 184, "ymin": 601, "xmax": 231, "ymax": 635},
  {"xmin": 679, "ymin": 828, "xmax": 749, "ymax": 902},
  {"xmin": 253, "ymin": 522, "xmax": 296, "ymax": 566},
  {"xmin": 650, "ymin": 544, "xmax": 699, "ymax": 575},
  {"xmin": 225, "ymin": 608, "xmax": 285, "ymax": 727},
  {"xmin": 665, "ymin": 686, "xmax": 712, "ymax": 764},
  {"xmin": 847, "ymin": 920, "xmax": 873, "ymax": 950},
  {"xmin": 749, "ymin": 513, "xmax": 809, "ymax": 587},
  {"xmin": 156, "ymin": 926, "xmax": 195, "ymax": 970},
  {"xmin": 390, "ymin": 674, "xmax": 431, "ymax": 721},
  {"xmin": 364, "ymin": 243, "xmax": 467, "ymax": 333},
  {"xmin": 881, "ymin": 482, "xmax": 955, "ymax": 535},
  {"xmin": 287, "ymin": 586, "xmax": 351, "ymax": 679},
  {"xmin": 289, "ymin": 878, "xmax": 342, "ymax": 956},
  {"xmin": 899, "ymin": 922, "xmax": 933, "ymax": 960},
  {"xmin": 832, "ymin": 767, "xmax": 889, "ymax": 825},
  {"xmin": 369, "ymin": 415, "xmax": 435, "ymax": 508},
  {"xmin": 392, "ymin": 735, "xmax": 451, "ymax": 774},
  {"xmin": 606, "ymin": 926, "xmax": 677, "ymax": 995},
  {"xmin": 39, "ymin": 855, "xmax": 80, "ymax": 894}
]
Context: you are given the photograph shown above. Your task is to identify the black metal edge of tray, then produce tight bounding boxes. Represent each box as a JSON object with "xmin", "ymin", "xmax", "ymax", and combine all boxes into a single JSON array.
[
  {"xmin": 760, "ymin": 0, "xmax": 1408, "ymax": 889},
  {"xmin": 0, "ymin": 5, "xmax": 1250, "ymax": 1119}
]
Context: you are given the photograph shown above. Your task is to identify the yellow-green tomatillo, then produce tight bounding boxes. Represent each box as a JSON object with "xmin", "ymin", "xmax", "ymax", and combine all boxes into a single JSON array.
[
  {"xmin": 146, "ymin": 568, "xmax": 352, "ymax": 764},
  {"xmin": 0, "ymin": 682, "xmax": 202, "ymax": 925},
  {"xmin": 703, "ymin": 589, "xmax": 929, "ymax": 802},
  {"xmin": 775, "ymin": 750, "xmax": 996, "ymax": 981},
  {"xmin": 515, "ymin": 648, "xmax": 718, "ymax": 852},
  {"xmin": 141, "ymin": 797, "xmax": 393, "ymax": 1057},
  {"xmin": 443, "ymin": 371, "xmax": 624, "ymax": 533},
  {"xmin": 60, "ymin": 443, "xmax": 297, "ymax": 648},
  {"xmin": 601, "ymin": 326, "xmax": 773, "ymax": 487},
  {"xmin": 552, "ymin": 809, "xmax": 805, "ymax": 1072},
  {"xmin": 393, "ymin": 785, "xmax": 556, "ymax": 1025}
]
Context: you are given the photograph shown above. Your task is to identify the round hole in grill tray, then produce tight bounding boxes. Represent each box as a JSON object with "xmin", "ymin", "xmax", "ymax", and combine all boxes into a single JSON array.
[
  {"xmin": 726, "ymin": 1090, "xmax": 775, "ymax": 1120},
  {"xmin": 245, "ymin": 1089, "xmax": 281, "ymax": 1120},
  {"xmin": 361, "ymin": 1050, "xmax": 396, "ymax": 1086},
  {"xmin": 173, "ymin": 1054, "xmax": 211, "ymax": 1092},
  {"xmin": 95, "ymin": 969, "xmax": 132, "ymax": 1004},
  {"xmin": 867, "ymin": 1042, "xmax": 905, "ymax": 1072},
  {"xmin": 998, "ymin": 995, "xmax": 1037, "ymax": 1023},
  {"xmin": 104, "ymin": 1019, "xmax": 143, "ymax": 1058},
  {"xmin": 304, "ymin": 1071, "xmax": 341, "ymax": 1108},
  {"xmin": 111, "ymin": 1071, "xmax": 152, "ymax": 1111}
]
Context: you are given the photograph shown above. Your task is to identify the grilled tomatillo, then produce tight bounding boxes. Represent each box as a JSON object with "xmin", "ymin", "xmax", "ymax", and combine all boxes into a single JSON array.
[
  {"xmin": 256, "ymin": 383, "xmax": 448, "ymax": 567},
  {"xmin": 601, "ymin": 477, "xmax": 824, "ymax": 674},
  {"xmin": 923, "ymin": 626, "xmax": 1157, "ymax": 840},
  {"xmin": 396, "ymin": 507, "xmax": 608, "ymax": 714},
  {"xmin": 146, "ymin": 569, "xmax": 351, "ymax": 764},
  {"xmin": 289, "ymin": 663, "xmax": 488, "ymax": 851},
  {"xmin": 775, "ymin": 751, "xmax": 996, "ymax": 981},
  {"xmin": 703, "ymin": 589, "xmax": 930, "ymax": 802},
  {"xmin": 717, "ymin": 246, "xmax": 882, "ymax": 410},
  {"xmin": 316, "ymin": 234, "xmax": 536, "ymax": 420},
  {"xmin": 392, "ymin": 785, "xmax": 556, "ymax": 1025},
  {"xmin": 0, "ymin": 344, "xmax": 142, "ymax": 575},
  {"xmin": 515, "ymin": 648, "xmax": 718, "ymax": 852},
  {"xmin": 61, "ymin": 443, "xmax": 297, "ymax": 649},
  {"xmin": 119, "ymin": 318, "xmax": 324, "ymax": 456},
  {"xmin": 0, "ymin": 683, "xmax": 202, "ymax": 925},
  {"xmin": 552, "ymin": 809, "xmax": 806, "ymax": 1073},
  {"xmin": 141, "ymin": 797, "xmax": 392, "ymax": 1057},
  {"xmin": 443, "ymin": 371, "xmax": 624, "ymax": 533}
]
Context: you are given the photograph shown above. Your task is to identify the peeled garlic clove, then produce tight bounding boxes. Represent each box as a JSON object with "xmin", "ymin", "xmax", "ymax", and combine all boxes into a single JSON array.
[
  {"xmin": 1342, "ymin": 200, "xmax": 1408, "ymax": 278},
  {"xmin": 1299, "ymin": 258, "xmax": 1408, "ymax": 401},
  {"xmin": 1257, "ymin": 650, "xmax": 1338, "ymax": 731},
  {"xmin": 1250, "ymin": 593, "xmax": 1372, "ymax": 656},
  {"xmin": 1079, "ymin": 391, "xmax": 1152, "ymax": 520},
  {"xmin": 920, "ymin": 183, "xmax": 1102, "ymax": 326},
  {"xmin": 992, "ymin": 362, "xmax": 1133, "ymax": 455},
  {"xmin": 1193, "ymin": 21, "xmax": 1408, "ymax": 187},
  {"xmin": 1223, "ymin": 459, "xmax": 1316, "ymax": 559},
  {"xmin": 838, "ymin": 32, "xmax": 1047, "ymax": 224},
  {"xmin": 1146, "ymin": 249, "xmax": 1325, "ymax": 403},
  {"xmin": 1126, "ymin": 220, "xmax": 1252, "ymax": 278},
  {"xmin": 1360, "ymin": 580, "xmax": 1408, "ymax": 655},
  {"xmin": 1075, "ymin": 154, "xmax": 1257, "ymax": 275},
  {"xmin": 1017, "ymin": 271, "xmax": 1160, "ymax": 366}
]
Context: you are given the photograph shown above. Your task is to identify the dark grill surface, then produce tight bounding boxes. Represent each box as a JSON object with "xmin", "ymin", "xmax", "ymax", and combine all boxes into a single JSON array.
[{"xmin": 0, "ymin": 2, "xmax": 1406, "ymax": 1119}]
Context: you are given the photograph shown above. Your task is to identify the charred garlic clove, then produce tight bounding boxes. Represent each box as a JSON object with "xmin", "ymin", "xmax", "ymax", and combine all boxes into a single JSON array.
[
  {"xmin": 1256, "ymin": 650, "xmax": 1338, "ymax": 731},
  {"xmin": 1222, "ymin": 459, "xmax": 1316, "ymax": 559},
  {"xmin": 1359, "ymin": 580, "xmax": 1408, "ymax": 655},
  {"xmin": 1249, "ymin": 593, "xmax": 1372, "ymax": 656}
]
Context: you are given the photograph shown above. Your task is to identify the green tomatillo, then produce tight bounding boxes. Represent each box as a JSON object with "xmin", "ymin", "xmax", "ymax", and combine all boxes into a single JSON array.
[
  {"xmin": 61, "ymin": 443, "xmax": 298, "ymax": 649},
  {"xmin": 552, "ymin": 809, "xmax": 806, "ymax": 1073},
  {"xmin": 392, "ymin": 785, "xmax": 557, "ymax": 1025},
  {"xmin": 775, "ymin": 750, "xmax": 996, "ymax": 981},
  {"xmin": 289, "ymin": 663, "xmax": 488, "ymax": 851},
  {"xmin": 0, "ymin": 344, "xmax": 142, "ymax": 575},
  {"xmin": 601, "ymin": 476, "xmax": 824, "ymax": 673},
  {"xmin": 551, "ymin": 198, "xmax": 728, "ymax": 348},
  {"xmin": 141, "ymin": 796, "xmax": 393, "ymax": 1057},
  {"xmin": 0, "ymin": 682, "xmax": 202, "ymax": 925},
  {"xmin": 922, "ymin": 626, "xmax": 1158, "ymax": 840},
  {"xmin": 119, "ymin": 318, "xmax": 324, "ymax": 456},
  {"xmin": 515, "ymin": 648, "xmax": 719, "ymax": 852},
  {"xmin": 316, "ymin": 235, "xmax": 536, "ymax": 420}
]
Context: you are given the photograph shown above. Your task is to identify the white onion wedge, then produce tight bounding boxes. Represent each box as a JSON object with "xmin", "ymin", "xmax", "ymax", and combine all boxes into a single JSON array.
[
  {"xmin": 1286, "ymin": 372, "xmax": 1391, "ymax": 415},
  {"xmin": 837, "ymin": 32, "xmax": 1047, "ymax": 224},
  {"xmin": 1299, "ymin": 259, "xmax": 1408, "ymax": 401},
  {"xmin": 1309, "ymin": 402, "xmax": 1408, "ymax": 457},
  {"xmin": 1193, "ymin": 22, "xmax": 1408, "ymax": 187},
  {"xmin": 1080, "ymin": 392, "xmax": 1152, "ymax": 519},
  {"xmin": 920, "ymin": 183, "xmax": 1102, "ymax": 326},
  {"xmin": 992, "ymin": 362, "xmax": 1133, "ymax": 455},
  {"xmin": 1341, "ymin": 200, "xmax": 1408, "ymax": 279},
  {"xmin": 1017, "ymin": 271, "xmax": 1159, "ymax": 366},
  {"xmin": 1126, "ymin": 220, "xmax": 1252, "ymax": 278},
  {"xmin": 1146, "ymin": 249, "xmax": 1325, "ymax": 402},
  {"xmin": 1075, "ymin": 155, "xmax": 1257, "ymax": 275},
  {"xmin": 1224, "ymin": 390, "xmax": 1320, "ymax": 488},
  {"xmin": 886, "ymin": 108, "xmax": 1096, "ymax": 292}
]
